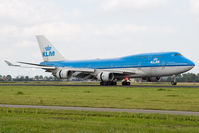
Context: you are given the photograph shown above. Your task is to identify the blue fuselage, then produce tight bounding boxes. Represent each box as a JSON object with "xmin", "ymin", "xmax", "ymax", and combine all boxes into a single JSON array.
[{"xmin": 40, "ymin": 52, "xmax": 195, "ymax": 69}]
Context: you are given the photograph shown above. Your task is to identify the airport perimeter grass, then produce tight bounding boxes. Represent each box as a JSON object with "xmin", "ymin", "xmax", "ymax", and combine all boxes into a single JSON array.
[
  {"xmin": 0, "ymin": 107, "xmax": 199, "ymax": 133},
  {"xmin": 0, "ymin": 85, "xmax": 199, "ymax": 111}
]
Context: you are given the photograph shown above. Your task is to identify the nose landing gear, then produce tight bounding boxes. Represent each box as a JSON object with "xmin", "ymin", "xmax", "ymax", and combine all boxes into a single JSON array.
[{"xmin": 171, "ymin": 75, "xmax": 177, "ymax": 86}]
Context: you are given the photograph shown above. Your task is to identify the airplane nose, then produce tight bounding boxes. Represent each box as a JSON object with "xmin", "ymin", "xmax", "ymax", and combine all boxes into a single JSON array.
[
  {"xmin": 186, "ymin": 59, "xmax": 195, "ymax": 67},
  {"xmin": 183, "ymin": 59, "xmax": 195, "ymax": 72},
  {"xmin": 190, "ymin": 60, "xmax": 195, "ymax": 66}
]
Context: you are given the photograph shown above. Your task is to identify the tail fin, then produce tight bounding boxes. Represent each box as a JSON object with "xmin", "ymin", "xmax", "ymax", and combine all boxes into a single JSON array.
[{"xmin": 36, "ymin": 35, "xmax": 65, "ymax": 62}]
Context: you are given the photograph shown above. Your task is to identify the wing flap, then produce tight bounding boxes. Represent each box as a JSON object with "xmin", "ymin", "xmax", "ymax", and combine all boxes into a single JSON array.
[
  {"xmin": 69, "ymin": 68, "xmax": 94, "ymax": 73},
  {"xmin": 102, "ymin": 69, "xmax": 136, "ymax": 75}
]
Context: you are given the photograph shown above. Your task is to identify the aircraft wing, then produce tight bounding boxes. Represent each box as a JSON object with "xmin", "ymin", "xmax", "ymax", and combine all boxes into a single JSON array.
[
  {"xmin": 5, "ymin": 60, "xmax": 137, "ymax": 80},
  {"xmin": 71, "ymin": 69, "xmax": 136, "ymax": 81},
  {"xmin": 5, "ymin": 60, "xmax": 56, "ymax": 70},
  {"xmin": 17, "ymin": 61, "xmax": 51, "ymax": 67},
  {"xmin": 5, "ymin": 60, "xmax": 20, "ymax": 67},
  {"xmin": 5, "ymin": 60, "xmax": 95, "ymax": 73}
]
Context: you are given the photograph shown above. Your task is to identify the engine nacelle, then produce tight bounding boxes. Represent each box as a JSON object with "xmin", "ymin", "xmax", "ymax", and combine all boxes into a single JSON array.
[
  {"xmin": 55, "ymin": 69, "xmax": 73, "ymax": 79},
  {"xmin": 97, "ymin": 72, "xmax": 114, "ymax": 81},
  {"xmin": 142, "ymin": 77, "xmax": 160, "ymax": 82}
]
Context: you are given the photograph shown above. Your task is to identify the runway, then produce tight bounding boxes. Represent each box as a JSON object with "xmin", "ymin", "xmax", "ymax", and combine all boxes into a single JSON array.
[
  {"xmin": 0, "ymin": 84, "xmax": 199, "ymax": 88},
  {"xmin": 0, "ymin": 104, "xmax": 199, "ymax": 116}
]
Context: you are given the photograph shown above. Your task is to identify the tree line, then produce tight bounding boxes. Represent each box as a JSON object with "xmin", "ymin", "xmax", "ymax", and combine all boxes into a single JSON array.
[
  {"xmin": 0, "ymin": 75, "xmax": 60, "ymax": 81},
  {"xmin": 164, "ymin": 73, "xmax": 199, "ymax": 82},
  {"xmin": 1, "ymin": 73, "xmax": 199, "ymax": 82}
]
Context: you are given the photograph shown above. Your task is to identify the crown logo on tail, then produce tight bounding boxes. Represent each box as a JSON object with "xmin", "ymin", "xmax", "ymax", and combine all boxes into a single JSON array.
[
  {"xmin": 45, "ymin": 46, "xmax": 52, "ymax": 51},
  {"xmin": 43, "ymin": 45, "xmax": 55, "ymax": 57}
]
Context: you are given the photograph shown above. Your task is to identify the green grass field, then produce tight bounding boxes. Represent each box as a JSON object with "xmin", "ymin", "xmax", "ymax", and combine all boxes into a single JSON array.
[
  {"xmin": 1, "ymin": 83, "xmax": 199, "ymax": 133},
  {"xmin": 0, "ymin": 85, "xmax": 199, "ymax": 111},
  {"xmin": 1, "ymin": 107, "xmax": 199, "ymax": 133}
]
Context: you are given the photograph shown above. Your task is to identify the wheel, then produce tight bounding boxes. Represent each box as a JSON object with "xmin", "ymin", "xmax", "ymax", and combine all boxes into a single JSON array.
[
  {"xmin": 126, "ymin": 82, "xmax": 131, "ymax": 86},
  {"xmin": 100, "ymin": 81, "xmax": 104, "ymax": 86},
  {"xmin": 171, "ymin": 81, "xmax": 177, "ymax": 86},
  {"xmin": 111, "ymin": 81, "xmax": 117, "ymax": 86},
  {"xmin": 122, "ymin": 81, "xmax": 131, "ymax": 86},
  {"xmin": 171, "ymin": 75, "xmax": 177, "ymax": 86},
  {"xmin": 103, "ymin": 82, "xmax": 108, "ymax": 86},
  {"xmin": 122, "ymin": 81, "xmax": 126, "ymax": 86},
  {"xmin": 100, "ymin": 81, "xmax": 108, "ymax": 86},
  {"xmin": 100, "ymin": 81, "xmax": 117, "ymax": 86}
]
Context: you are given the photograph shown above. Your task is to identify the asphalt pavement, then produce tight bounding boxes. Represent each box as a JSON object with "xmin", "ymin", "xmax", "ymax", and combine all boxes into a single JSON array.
[{"xmin": 0, "ymin": 104, "xmax": 199, "ymax": 116}]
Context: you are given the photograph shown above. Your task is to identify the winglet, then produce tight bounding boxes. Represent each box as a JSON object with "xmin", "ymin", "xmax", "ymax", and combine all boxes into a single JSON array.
[
  {"xmin": 5, "ymin": 60, "xmax": 14, "ymax": 66},
  {"xmin": 5, "ymin": 60, "xmax": 55, "ymax": 69},
  {"xmin": 5, "ymin": 60, "xmax": 20, "ymax": 67}
]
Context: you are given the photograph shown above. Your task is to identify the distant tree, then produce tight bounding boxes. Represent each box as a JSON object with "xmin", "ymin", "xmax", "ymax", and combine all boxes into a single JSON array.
[
  {"xmin": 34, "ymin": 76, "xmax": 39, "ymax": 81},
  {"xmin": 182, "ymin": 73, "xmax": 196, "ymax": 82},
  {"xmin": 44, "ymin": 76, "xmax": 49, "ymax": 80},
  {"xmin": 49, "ymin": 76, "xmax": 54, "ymax": 81},
  {"xmin": 14, "ymin": 76, "xmax": 19, "ymax": 81},
  {"xmin": 20, "ymin": 76, "xmax": 25, "ymax": 81},
  {"xmin": 176, "ymin": 74, "xmax": 184, "ymax": 82},
  {"xmin": 166, "ymin": 76, "xmax": 171, "ymax": 82},
  {"xmin": 25, "ymin": 76, "xmax": 29, "ymax": 81},
  {"xmin": 163, "ymin": 73, "xmax": 199, "ymax": 82},
  {"xmin": 196, "ymin": 74, "xmax": 199, "ymax": 82},
  {"xmin": 39, "ymin": 75, "xmax": 43, "ymax": 80},
  {"xmin": 6, "ymin": 75, "xmax": 12, "ymax": 81},
  {"xmin": 2, "ymin": 76, "xmax": 7, "ymax": 81}
]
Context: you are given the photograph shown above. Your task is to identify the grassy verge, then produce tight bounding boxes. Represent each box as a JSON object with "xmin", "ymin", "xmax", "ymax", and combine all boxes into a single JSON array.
[
  {"xmin": 0, "ymin": 86, "xmax": 199, "ymax": 111},
  {"xmin": 0, "ymin": 107, "xmax": 199, "ymax": 133}
]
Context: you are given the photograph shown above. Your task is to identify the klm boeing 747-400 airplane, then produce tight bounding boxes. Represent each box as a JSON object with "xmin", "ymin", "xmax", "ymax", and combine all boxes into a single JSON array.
[{"xmin": 5, "ymin": 35, "xmax": 195, "ymax": 86}]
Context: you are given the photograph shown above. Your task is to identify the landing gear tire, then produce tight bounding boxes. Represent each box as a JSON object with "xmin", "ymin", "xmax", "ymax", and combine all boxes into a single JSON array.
[
  {"xmin": 122, "ymin": 81, "xmax": 131, "ymax": 86},
  {"xmin": 100, "ymin": 81, "xmax": 104, "ymax": 86},
  {"xmin": 112, "ymin": 81, "xmax": 117, "ymax": 85},
  {"xmin": 171, "ymin": 81, "xmax": 177, "ymax": 86},
  {"xmin": 100, "ymin": 81, "xmax": 117, "ymax": 86}
]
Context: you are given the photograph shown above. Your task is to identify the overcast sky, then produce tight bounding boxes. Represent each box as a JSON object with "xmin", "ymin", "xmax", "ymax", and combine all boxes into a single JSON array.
[{"xmin": 0, "ymin": 0, "xmax": 198, "ymax": 77}]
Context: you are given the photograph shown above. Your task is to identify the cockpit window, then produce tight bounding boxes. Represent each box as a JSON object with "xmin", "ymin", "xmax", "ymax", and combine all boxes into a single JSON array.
[{"xmin": 174, "ymin": 53, "xmax": 182, "ymax": 56}]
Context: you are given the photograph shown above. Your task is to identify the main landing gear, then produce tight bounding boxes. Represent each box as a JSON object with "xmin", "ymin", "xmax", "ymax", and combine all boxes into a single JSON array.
[
  {"xmin": 99, "ymin": 77, "xmax": 131, "ymax": 86},
  {"xmin": 122, "ymin": 81, "xmax": 131, "ymax": 86},
  {"xmin": 171, "ymin": 75, "xmax": 177, "ymax": 86},
  {"xmin": 100, "ymin": 81, "xmax": 117, "ymax": 86},
  {"xmin": 122, "ymin": 77, "xmax": 131, "ymax": 86}
]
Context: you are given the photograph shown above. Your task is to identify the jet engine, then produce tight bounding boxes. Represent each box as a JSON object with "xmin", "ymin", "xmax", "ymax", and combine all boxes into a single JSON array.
[
  {"xmin": 97, "ymin": 72, "xmax": 114, "ymax": 81},
  {"xmin": 142, "ymin": 77, "xmax": 160, "ymax": 82},
  {"xmin": 55, "ymin": 69, "xmax": 73, "ymax": 79}
]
